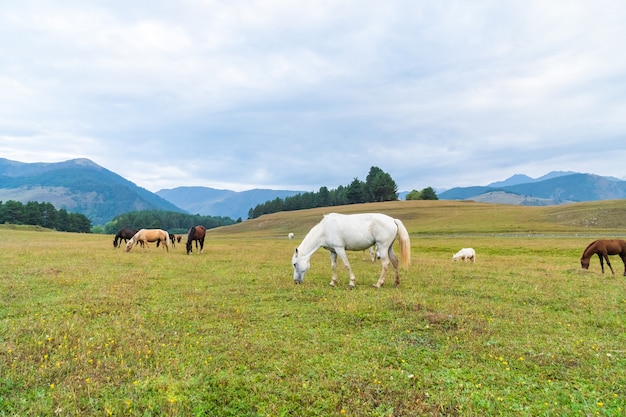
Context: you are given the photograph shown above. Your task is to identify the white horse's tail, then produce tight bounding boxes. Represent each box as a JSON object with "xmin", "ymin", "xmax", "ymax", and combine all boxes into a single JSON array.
[{"xmin": 394, "ymin": 219, "xmax": 411, "ymax": 269}]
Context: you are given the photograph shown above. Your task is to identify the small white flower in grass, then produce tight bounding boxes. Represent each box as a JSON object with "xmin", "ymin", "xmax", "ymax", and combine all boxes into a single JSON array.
[{"xmin": 407, "ymin": 374, "xmax": 414, "ymax": 379}]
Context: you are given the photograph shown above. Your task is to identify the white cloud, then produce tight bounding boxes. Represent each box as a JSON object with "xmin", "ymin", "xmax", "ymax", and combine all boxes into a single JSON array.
[{"xmin": 1, "ymin": 0, "xmax": 626, "ymax": 193}]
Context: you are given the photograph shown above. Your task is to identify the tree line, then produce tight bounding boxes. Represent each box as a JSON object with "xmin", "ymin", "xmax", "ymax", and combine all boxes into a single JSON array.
[
  {"xmin": 0, "ymin": 200, "xmax": 92, "ymax": 233},
  {"xmin": 248, "ymin": 166, "xmax": 437, "ymax": 219},
  {"xmin": 405, "ymin": 186, "xmax": 438, "ymax": 200},
  {"xmin": 103, "ymin": 210, "xmax": 237, "ymax": 234},
  {"xmin": 0, "ymin": 200, "xmax": 236, "ymax": 235}
]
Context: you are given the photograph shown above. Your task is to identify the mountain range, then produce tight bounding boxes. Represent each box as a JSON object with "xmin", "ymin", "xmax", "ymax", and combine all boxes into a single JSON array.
[
  {"xmin": 0, "ymin": 158, "xmax": 304, "ymax": 225},
  {"xmin": 0, "ymin": 158, "xmax": 184, "ymax": 226},
  {"xmin": 439, "ymin": 171, "xmax": 626, "ymax": 205},
  {"xmin": 1, "ymin": 158, "xmax": 625, "ymax": 226},
  {"xmin": 155, "ymin": 187, "xmax": 303, "ymax": 221}
]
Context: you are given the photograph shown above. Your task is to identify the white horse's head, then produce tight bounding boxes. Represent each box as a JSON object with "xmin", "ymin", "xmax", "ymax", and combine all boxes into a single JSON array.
[
  {"xmin": 292, "ymin": 248, "xmax": 310, "ymax": 284},
  {"xmin": 125, "ymin": 238, "xmax": 134, "ymax": 252}
]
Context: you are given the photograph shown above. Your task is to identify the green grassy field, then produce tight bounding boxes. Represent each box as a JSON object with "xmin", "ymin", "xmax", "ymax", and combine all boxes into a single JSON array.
[{"xmin": 1, "ymin": 200, "xmax": 626, "ymax": 416}]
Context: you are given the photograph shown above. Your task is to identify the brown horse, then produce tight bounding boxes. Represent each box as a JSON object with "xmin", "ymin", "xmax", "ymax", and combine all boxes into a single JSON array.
[
  {"xmin": 186, "ymin": 225, "xmax": 206, "ymax": 255},
  {"xmin": 113, "ymin": 228, "xmax": 138, "ymax": 248},
  {"xmin": 580, "ymin": 239, "xmax": 626, "ymax": 275},
  {"xmin": 126, "ymin": 229, "xmax": 171, "ymax": 252}
]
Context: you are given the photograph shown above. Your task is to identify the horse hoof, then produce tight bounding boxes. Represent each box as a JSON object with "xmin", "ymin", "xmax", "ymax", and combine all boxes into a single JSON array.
[{"xmin": 329, "ymin": 282, "xmax": 335, "ymax": 287}]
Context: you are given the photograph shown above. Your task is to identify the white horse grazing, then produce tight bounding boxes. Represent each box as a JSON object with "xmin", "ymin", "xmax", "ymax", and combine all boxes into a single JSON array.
[
  {"xmin": 288, "ymin": 232, "xmax": 294, "ymax": 240},
  {"xmin": 292, "ymin": 213, "xmax": 411, "ymax": 288},
  {"xmin": 453, "ymin": 248, "xmax": 476, "ymax": 263}
]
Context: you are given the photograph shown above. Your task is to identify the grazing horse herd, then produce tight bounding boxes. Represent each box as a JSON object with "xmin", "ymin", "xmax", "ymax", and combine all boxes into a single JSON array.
[
  {"xmin": 114, "ymin": 226, "xmax": 204, "ymax": 255},
  {"xmin": 114, "ymin": 213, "xmax": 626, "ymax": 288}
]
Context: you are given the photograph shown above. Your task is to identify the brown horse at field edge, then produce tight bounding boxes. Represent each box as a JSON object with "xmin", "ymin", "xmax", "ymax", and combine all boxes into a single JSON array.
[
  {"xmin": 580, "ymin": 239, "xmax": 626, "ymax": 276},
  {"xmin": 186, "ymin": 225, "xmax": 206, "ymax": 254}
]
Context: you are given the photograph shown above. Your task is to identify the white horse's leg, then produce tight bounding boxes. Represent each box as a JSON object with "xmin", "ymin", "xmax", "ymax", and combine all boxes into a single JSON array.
[
  {"xmin": 374, "ymin": 246, "xmax": 398, "ymax": 288},
  {"xmin": 329, "ymin": 251, "xmax": 338, "ymax": 287},
  {"xmin": 334, "ymin": 248, "xmax": 357, "ymax": 288},
  {"xmin": 389, "ymin": 248, "xmax": 400, "ymax": 286},
  {"xmin": 374, "ymin": 257, "xmax": 390, "ymax": 288}
]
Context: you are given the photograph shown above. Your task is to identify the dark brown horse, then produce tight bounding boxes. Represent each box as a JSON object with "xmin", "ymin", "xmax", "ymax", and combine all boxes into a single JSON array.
[
  {"xmin": 580, "ymin": 239, "xmax": 626, "ymax": 275},
  {"xmin": 113, "ymin": 228, "xmax": 138, "ymax": 248},
  {"xmin": 186, "ymin": 225, "xmax": 206, "ymax": 255}
]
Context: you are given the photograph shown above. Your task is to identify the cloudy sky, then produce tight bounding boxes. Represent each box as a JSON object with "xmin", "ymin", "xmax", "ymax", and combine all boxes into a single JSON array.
[{"xmin": 2, "ymin": 1, "xmax": 625, "ymax": 193}]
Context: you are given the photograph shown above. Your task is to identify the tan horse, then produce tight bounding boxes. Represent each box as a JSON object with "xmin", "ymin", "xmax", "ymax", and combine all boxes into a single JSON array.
[
  {"xmin": 580, "ymin": 239, "xmax": 626, "ymax": 275},
  {"xmin": 126, "ymin": 229, "xmax": 171, "ymax": 252}
]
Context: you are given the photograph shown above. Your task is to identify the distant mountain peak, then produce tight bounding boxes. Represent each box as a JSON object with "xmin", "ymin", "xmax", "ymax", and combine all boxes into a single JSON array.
[
  {"xmin": 488, "ymin": 171, "xmax": 578, "ymax": 187},
  {"xmin": 68, "ymin": 158, "xmax": 99, "ymax": 167},
  {"xmin": 488, "ymin": 174, "xmax": 534, "ymax": 187},
  {"xmin": 535, "ymin": 171, "xmax": 578, "ymax": 182},
  {"xmin": 156, "ymin": 186, "xmax": 304, "ymax": 220}
]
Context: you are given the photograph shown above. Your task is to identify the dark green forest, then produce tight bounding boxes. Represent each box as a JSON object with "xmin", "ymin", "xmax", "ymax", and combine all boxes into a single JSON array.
[
  {"xmin": 0, "ymin": 200, "xmax": 235, "ymax": 235},
  {"xmin": 0, "ymin": 200, "xmax": 92, "ymax": 233},
  {"xmin": 103, "ymin": 210, "xmax": 236, "ymax": 234}
]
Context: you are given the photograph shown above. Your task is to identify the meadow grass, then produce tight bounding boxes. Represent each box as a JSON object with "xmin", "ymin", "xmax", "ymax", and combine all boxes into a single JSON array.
[{"xmin": 1, "ymin": 201, "xmax": 626, "ymax": 416}]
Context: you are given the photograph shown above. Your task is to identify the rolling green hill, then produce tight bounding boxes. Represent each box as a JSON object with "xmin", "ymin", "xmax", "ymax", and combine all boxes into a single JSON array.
[
  {"xmin": 0, "ymin": 158, "xmax": 185, "ymax": 226},
  {"xmin": 210, "ymin": 199, "xmax": 626, "ymax": 238}
]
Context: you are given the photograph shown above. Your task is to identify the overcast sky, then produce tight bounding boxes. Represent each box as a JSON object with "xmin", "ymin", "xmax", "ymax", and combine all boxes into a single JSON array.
[{"xmin": 2, "ymin": 1, "xmax": 625, "ymax": 193}]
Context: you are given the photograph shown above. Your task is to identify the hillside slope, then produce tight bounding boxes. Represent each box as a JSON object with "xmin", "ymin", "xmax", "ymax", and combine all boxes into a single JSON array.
[
  {"xmin": 0, "ymin": 158, "xmax": 184, "ymax": 226},
  {"xmin": 208, "ymin": 199, "xmax": 626, "ymax": 238}
]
